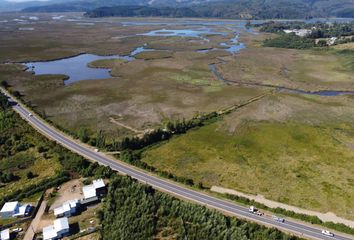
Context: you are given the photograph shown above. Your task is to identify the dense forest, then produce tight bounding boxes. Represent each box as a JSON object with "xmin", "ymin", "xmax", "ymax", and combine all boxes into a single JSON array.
[
  {"xmin": 99, "ymin": 176, "xmax": 299, "ymax": 240},
  {"xmin": 23, "ymin": 0, "xmax": 354, "ymax": 19}
]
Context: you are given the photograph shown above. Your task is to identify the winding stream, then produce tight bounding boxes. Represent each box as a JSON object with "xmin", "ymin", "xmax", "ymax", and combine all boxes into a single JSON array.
[{"xmin": 209, "ymin": 64, "xmax": 354, "ymax": 97}]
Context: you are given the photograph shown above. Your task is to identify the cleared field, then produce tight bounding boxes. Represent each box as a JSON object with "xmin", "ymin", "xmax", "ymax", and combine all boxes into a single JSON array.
[{"xmin": 142, "ymin": 93, "xmax": 354, "ymax": 220}]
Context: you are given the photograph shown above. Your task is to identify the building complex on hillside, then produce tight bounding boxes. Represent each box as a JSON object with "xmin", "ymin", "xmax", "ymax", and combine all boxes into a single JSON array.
[{"xmin": 42, "ymin": 179, "xmax": 107, "ymax": 239}]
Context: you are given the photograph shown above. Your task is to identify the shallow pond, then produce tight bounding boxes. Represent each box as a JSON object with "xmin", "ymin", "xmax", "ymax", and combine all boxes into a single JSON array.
[
  {"xmin": 25, "ymin": 54, "xmax": 133, "ymax": 85},
  {"xmin": 139, "ymin": 28, "xmax": 227, "ymax": 39}
]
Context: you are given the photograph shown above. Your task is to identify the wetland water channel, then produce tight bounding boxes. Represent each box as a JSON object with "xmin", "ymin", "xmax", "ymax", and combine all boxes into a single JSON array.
[
  {"xmin": 25, "ymin": 22, "xmax": 247, "ymax": 84},
  {"xmin": 24, "ymin": 19, "xmax": 354, "ymax": 96},
  {"xmin": 209, "ymin": 64, "xmax": 354, "ymax": 96}
]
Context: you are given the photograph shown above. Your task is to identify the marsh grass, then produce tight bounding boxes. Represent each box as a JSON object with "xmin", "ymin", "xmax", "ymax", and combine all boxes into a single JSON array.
[{"xmin": 142, "ymin": 121, "xmax": 354, "ymax": 219}]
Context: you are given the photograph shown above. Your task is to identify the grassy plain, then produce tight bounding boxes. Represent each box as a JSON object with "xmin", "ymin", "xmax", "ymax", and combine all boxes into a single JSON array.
[
  {"xmin": 142, "ymin": 93, "xmax": 354, "ymax": 220},
  {"xmin": 0, "ymin": 15, "xmax": 266, "ymax": 139},
  {"xmin": 218, "ymin": 46, "xmax": 354, "ymax": 91}
]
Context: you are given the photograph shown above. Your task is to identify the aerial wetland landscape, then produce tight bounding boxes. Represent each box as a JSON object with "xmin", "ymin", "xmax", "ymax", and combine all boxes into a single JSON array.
[{"xmin": 0, "ymin": 2, "xmax": 354, "ymax": 239}]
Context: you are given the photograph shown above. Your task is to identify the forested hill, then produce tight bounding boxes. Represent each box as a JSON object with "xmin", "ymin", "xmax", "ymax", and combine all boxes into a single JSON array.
[
  {"xmin": 84, "ymin": 6, "xmax": 200, "ymax": 18},
  {"xmin": 23, "ymin": 0, "xmax": 354, "ymax": 19}
]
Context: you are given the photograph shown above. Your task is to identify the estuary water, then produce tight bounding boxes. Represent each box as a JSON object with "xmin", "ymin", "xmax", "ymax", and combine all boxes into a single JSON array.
[{"xmin": 25, "ymin": 54, "xmax": 134, "ymax": 85}]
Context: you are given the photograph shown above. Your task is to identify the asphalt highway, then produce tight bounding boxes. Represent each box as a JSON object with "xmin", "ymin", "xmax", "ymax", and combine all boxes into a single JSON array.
[{"xmin": 7, "ymin": 95, "xmax": 354, "ymax": 240}]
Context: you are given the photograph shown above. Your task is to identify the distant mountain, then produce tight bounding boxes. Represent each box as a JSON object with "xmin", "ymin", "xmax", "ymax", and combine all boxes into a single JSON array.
[
  {"xmin": 17, "ymin": 0, "xmax": 354, "ymax": 19},
  {"xmin": 0, "ymin": 0, "xmax": 73, "ymax": 12},
  {"xmin": 84, "ymin": 0, "xmax": 354, "ymax": 19},
  {"xmin": 84, "ymin": 6, "xmax": 199, "ymax": 18}
]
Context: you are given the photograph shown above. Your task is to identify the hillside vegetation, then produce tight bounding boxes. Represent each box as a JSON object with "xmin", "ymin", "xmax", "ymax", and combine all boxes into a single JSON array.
[{"xmin": 23, "ymin": 0, "xmax": 354, "ymax": 19}]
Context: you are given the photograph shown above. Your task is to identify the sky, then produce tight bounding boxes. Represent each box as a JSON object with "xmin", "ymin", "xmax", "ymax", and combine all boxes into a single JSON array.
[{"xmin": 5, "ymin": 0, "xmax": 50, "ymax": 2}]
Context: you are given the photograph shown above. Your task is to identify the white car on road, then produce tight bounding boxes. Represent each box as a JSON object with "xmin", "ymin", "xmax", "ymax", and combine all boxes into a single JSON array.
[
  {"xmin": 321, "ymin": 230, "xmax": 334, "ymax": 237},
  {"xmin": 272, "ymin": 216, "xmax": 285, "ymax": 223}
]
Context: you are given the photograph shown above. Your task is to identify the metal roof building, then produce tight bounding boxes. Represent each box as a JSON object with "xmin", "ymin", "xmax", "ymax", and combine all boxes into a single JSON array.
[
  {"xmin": 54, "ymin": 199, "xmax": 79, "ymax": 218},
  {"xmin": 82, "ymin": 179, "xmax": 106, "ymax": 200},
  {"xmin": 43, "ymin": 217, "xmax": 70, "ymax": 240},
  {"xmin": 0, "ymin": 202, "xmax": 19, "ymax": 218},
  {"xmin": 82, "ymin": 185, "xmax": 97, "ymax": 199}
]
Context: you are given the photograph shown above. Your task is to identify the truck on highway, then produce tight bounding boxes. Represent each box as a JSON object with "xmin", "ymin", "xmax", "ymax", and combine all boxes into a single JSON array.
[
  {"xmin": 249, "ymin": 206, "xmax": 257, "ymax": 213},
  {"xmin": 249, "ymin": 206, "xmax": 264, "ymax": 216}
]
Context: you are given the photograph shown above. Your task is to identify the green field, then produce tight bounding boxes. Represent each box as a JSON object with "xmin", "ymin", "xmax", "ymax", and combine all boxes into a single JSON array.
[{"xmin": 142, "ymin": 93, "xmax": 354, "ymax": 220}]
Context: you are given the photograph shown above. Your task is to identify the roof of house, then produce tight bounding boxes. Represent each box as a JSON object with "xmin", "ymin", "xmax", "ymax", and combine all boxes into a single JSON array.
[
  {"xmin": 0, "ymin": 201, "xmax": 19, "ymax": 213},
  {"xmin": 83, "ymin": 185, "xmax": 97, "ymax": 199},
  {"xmin": 43, "ymin": 217, "xmax": 69, "ymax": 240},
  {"xmin": 0, "ymin": 229, "xmax": 10, "ymax": 240},
  {"xmin": 13, "ymin": 204, "xmax": 30, "ymax": 217},
  {"xmin": 92, "ymin": 179, "xmax": 105, "ymax": 189},
  {"xmin": 43, "ymin": 225, "xmax": 57, "ymax": 240},
  {"xmin": 54, "ymin": 199, "xmax": 79, "ymax": 216},
  {"xmin": 54, "ymin": 217, "xmax": 69, "ymax": 231}
]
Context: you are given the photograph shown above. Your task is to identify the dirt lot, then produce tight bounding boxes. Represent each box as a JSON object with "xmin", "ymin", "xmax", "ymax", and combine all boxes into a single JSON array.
[{"xmin": 49, "ymin": 179, "xmax": 84, "ymax": 211}]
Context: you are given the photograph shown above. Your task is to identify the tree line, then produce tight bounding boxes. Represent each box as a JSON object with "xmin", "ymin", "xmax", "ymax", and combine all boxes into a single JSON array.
[
  {"xmin": 99, "ymin": 175, "xmax": 299, "ymax": 240},
  {"xmin": 81, "ymin": 0, "xmax": 354, "ymax": 19}
]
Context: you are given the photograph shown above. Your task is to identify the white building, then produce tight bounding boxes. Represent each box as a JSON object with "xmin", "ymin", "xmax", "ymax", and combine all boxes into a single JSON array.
[
  {"xmin": 284, "ymin": 29, "xmax": 311, "ymax": 37},
  {"xmin": 13, "ymin": 204, "xmax": 31, "ymax": 217},
  {"xmin": 82, "ymin": 185, "xmax": 97, "ymax": 200},
  {"xmin": 43, "ymin": 217, "xmax": 70, "ymax": 240},
  {"xmin": 0, "ymin": 202, "xmax": 31, "ymax": 218},
  {"xmin": 0, "ymin": 229, "xmax": 10, "ymax": 240},
  {"xmin": 92, "ymin": 179, "xmax": 105, "ymax": 189},
  {"xmin": 327, "ymin": 37, "xmax": 337, "ymax": 46},
  {"xmin": 54, "ymin": 199, "xmax": 79, "ymax": 218},
  {"xmin": 0, "ymin": 202, "xmax": 19, "ymax": 218},
  {"xmin": 82, "ymin": 179, "xmax": 106, "ymax": 200}
]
